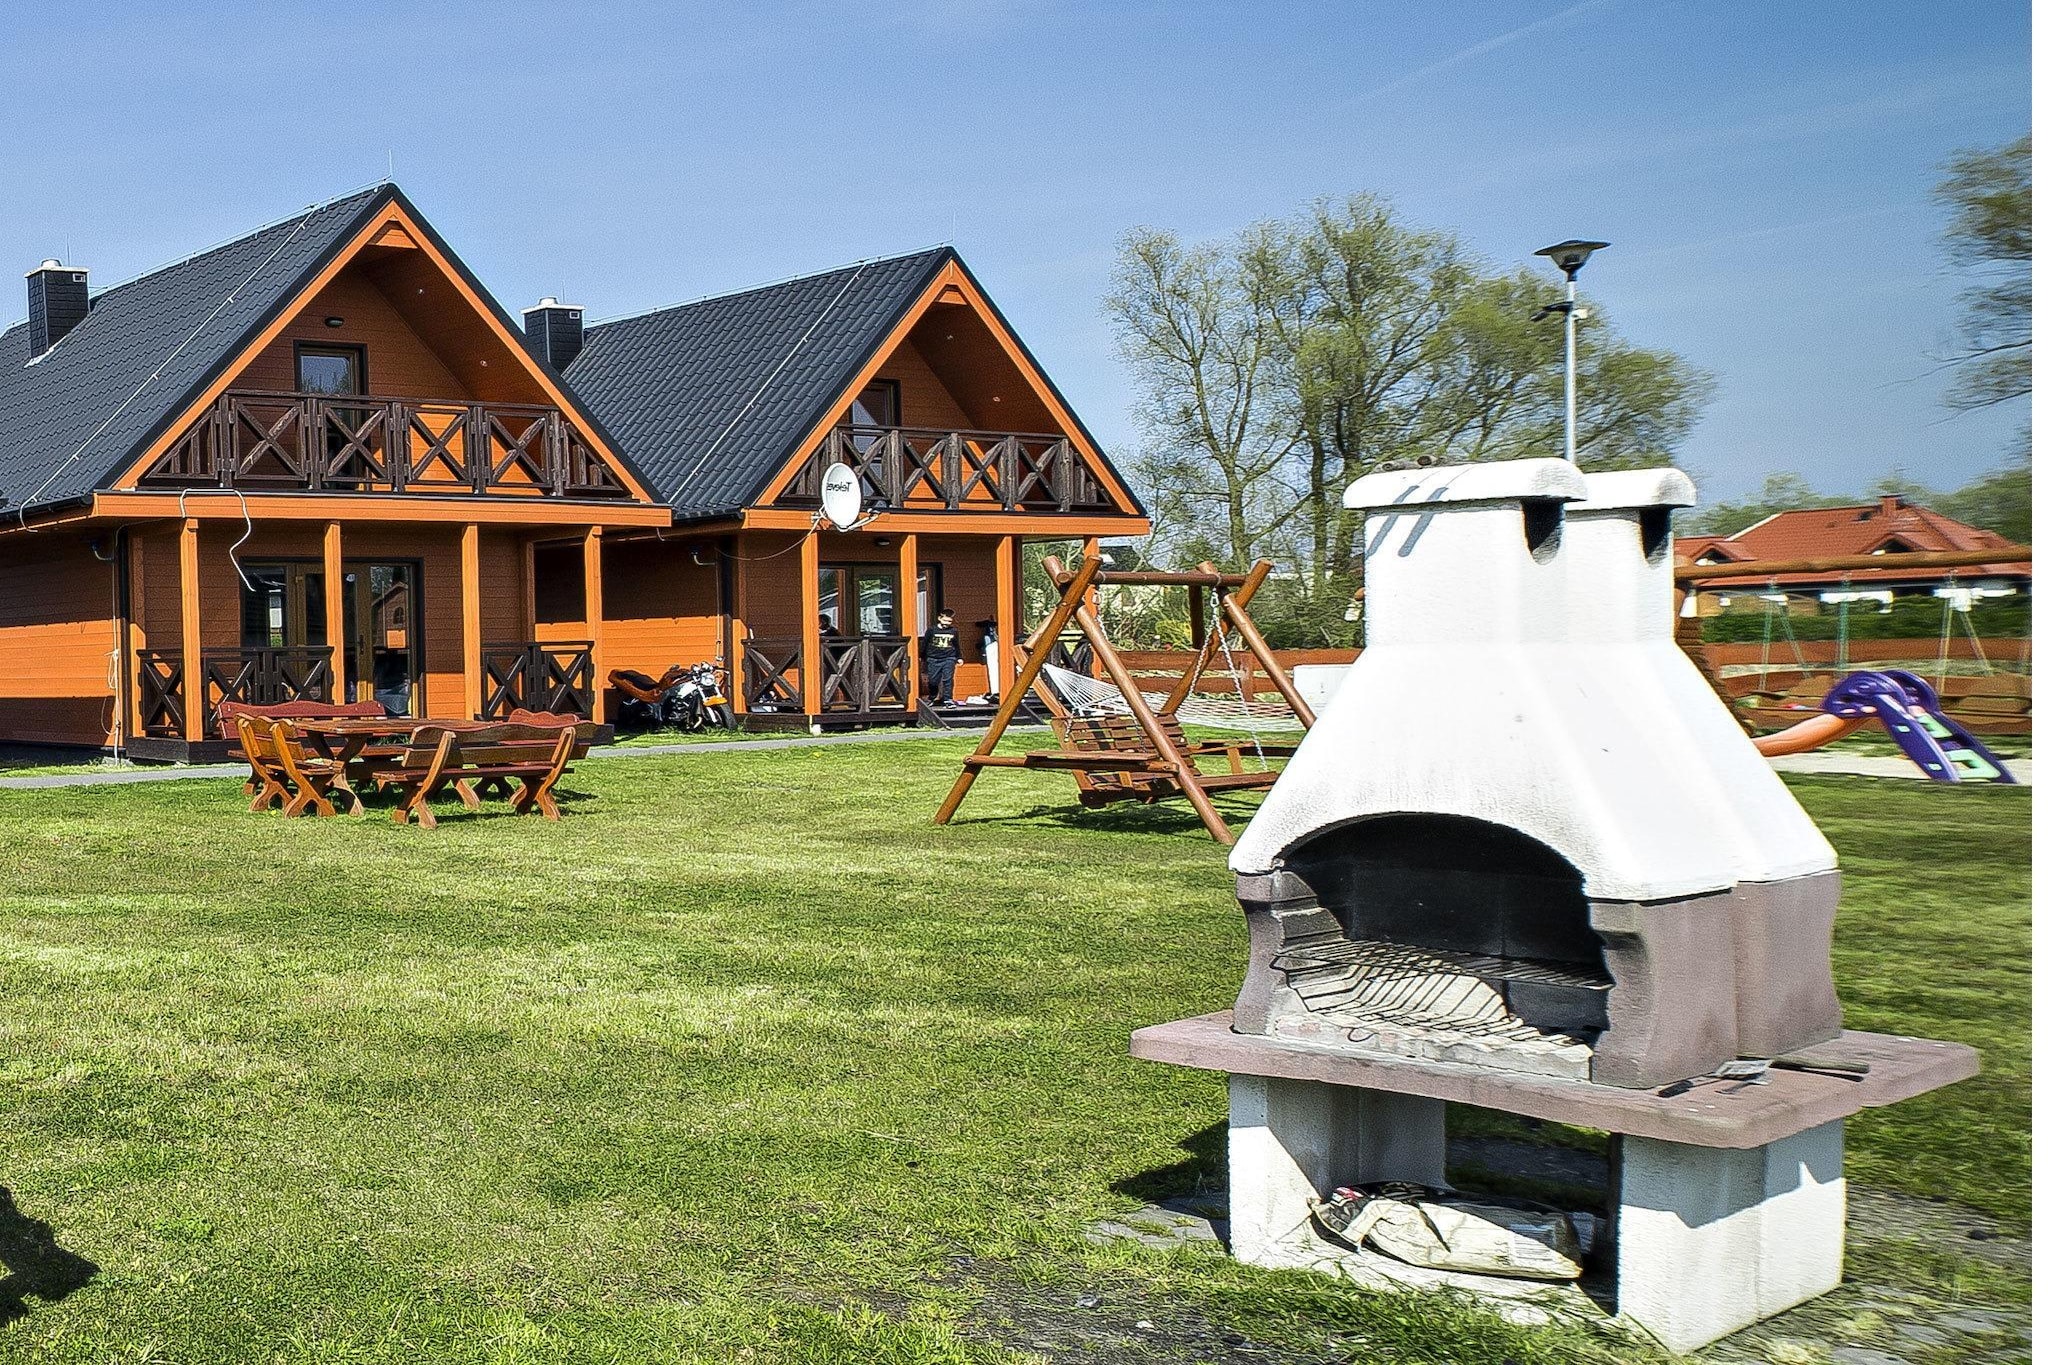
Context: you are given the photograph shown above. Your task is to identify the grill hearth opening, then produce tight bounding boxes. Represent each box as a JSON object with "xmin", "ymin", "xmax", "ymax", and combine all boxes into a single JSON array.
[{"xmin": 1240, "ymin": 815, "xmax": 1615, "ymax": 1079}]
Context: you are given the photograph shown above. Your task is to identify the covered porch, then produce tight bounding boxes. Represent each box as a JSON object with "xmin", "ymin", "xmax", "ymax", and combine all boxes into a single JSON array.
[
  {"xmin": 117, "ymin": 497, "xmax": 669, "ymax": 762},
  {"xmin": 725, "ymin": 524, "xmax": 1106, "ymax": 729}
]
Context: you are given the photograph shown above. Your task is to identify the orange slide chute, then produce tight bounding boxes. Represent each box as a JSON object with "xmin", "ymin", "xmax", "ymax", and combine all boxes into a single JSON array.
[{"xmin": 1752, "ymin": 714, "xmax": 1868, "ymax": 758}]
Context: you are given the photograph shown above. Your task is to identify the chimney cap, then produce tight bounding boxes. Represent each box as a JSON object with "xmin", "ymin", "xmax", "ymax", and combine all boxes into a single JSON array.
[
  {"xmin": 1344, "ymin": 457, "xmax": 1585, "ymax": 512},
  {"xmin": 522, "ymin": 296, "xmax": 582, "ymax": 315},
  {"xmin": 27, "ymin": 259, "xmax": 84, "ymax": 278},
  {"xmin": 1570, "ymin": 468, "xmax": 1697, "ymax": 513}
]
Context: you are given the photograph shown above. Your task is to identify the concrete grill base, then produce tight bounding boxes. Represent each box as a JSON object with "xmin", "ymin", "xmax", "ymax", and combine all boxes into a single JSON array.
[{"xmin": 1137, "ymin": 1013, "xmax": 1976, "ymax": 1353}]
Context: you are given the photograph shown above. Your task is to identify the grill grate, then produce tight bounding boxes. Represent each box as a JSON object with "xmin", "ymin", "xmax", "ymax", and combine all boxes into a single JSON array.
[{"xmin": 1271, "ymin": 935, "xmax": 1608, "ymax": 1045}]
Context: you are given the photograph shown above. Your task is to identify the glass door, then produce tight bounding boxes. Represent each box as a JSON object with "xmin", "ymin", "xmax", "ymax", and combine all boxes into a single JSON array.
[
  {"xmin": 241, "ymin": 564, "xmax": 327, "ymax": 650},
  {"xmin": 342, "ymin": 562, "xmax": 420, "ymax": 716},
  {"xmin": 819, "ymin": 565, "xmax": 901, "ymax": 637}
]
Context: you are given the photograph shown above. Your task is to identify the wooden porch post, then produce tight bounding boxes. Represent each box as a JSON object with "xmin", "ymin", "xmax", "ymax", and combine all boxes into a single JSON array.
[
  {"xmin": 729, "ymin": 540, "xmax": 750, "ymax": 717},
  {"xmin": 323, "ymin": 521, "xmax": 344, "ymax": 702},
  {"xmin": 461, "ymin": 524, "xmax": 482, "ymax": 719},
  {"xmin": 994, "ymin": 534, "xmax": 1019, "ymax": 692},
  {"xmin": 179, "ymin": 518, "xmax": 202, "ymax": 744},
  {"xmin": 898, "ymin": 531, "xmax": 920, "ymax": 703},
  {"xmin": 583, "ymin": 527, "xmax": 606, "ymax": 723},
  {"xmin": 799, "ymin": 529, "xmax": 822, "ymax": 716},
  {"xmin": 126, "ymin": 532, "xmax": 147, "ymax": 741}
]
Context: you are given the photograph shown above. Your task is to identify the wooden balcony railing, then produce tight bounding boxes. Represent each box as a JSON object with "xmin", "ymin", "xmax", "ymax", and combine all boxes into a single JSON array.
[
  {"xmin": 779, "ymin": 426, "xmax": 1113, "ymax": 513},
  {"xmin": 137, "ymin": 646, "xmax": 335, "ymax": 738},
  {"xmin": 481, "ymin": 641, "xmax": 596, "ymax": 719},
  {"xmin": 139, "ymin": 390, "xmax": 628, "ymax": 498},
  {"xmin": 820, "ymin": 635, "xmax": 911, "ymax": 712},
  {"xmin": 738, "ymin": 635, "xmax": 915, "ymax": 715}
]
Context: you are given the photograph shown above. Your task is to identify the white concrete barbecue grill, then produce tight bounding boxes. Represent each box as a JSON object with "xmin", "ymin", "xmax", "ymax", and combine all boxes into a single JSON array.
[{"xmin": 1131, "ymin": 458, "xmax": 1979, "ymax": 1352}]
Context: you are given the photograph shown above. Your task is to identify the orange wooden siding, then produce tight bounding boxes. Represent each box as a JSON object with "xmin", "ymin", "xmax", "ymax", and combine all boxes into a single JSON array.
[
  {"xmin": 132, "ymin": 522, "xmax": 531, "ymax": 720},
  {"xmin": 0, "ymin": 532, "xmax": 121, "ymax": 746},
  {"xmin": 237, "ymin": 263, "xmax": 471, "ymax": 399}
]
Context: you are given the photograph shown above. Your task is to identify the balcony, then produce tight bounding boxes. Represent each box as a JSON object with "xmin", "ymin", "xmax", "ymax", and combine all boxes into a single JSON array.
[
  {"xmin": 779, "ymin": 425, "xmax": 1115, "ymax": 514},
  {"xmin": 138, "ymin": 389, "xmax": 628, "ymax": 498}
]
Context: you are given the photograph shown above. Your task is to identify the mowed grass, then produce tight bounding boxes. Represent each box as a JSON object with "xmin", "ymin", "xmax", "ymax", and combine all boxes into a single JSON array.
[{"xmin": 0, "ymin": 742, "xmax": 2026, "ymax": 1363}]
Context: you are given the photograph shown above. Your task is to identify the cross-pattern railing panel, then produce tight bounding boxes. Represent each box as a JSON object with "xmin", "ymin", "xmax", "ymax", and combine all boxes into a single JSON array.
[
  {"xmin": 480, "ymin": 641, "xmax": 596, "ymax": 719},
  {"xmin": 140, "ymin": 390, "xmax": 627, "ymax": 498},
  {"xmin": 136, "ymin": 651, "xmax": 185, "ymax": 738},
  {"xmin": 136, "ymin": 646, "xmax": 334, "ymax": 738},
  {"xmin": 780, "ymin": 426, "xmax": 1112, "ymax": 513},
  {"xmin": 740, "ymin": 637, "xmax": 804, "ymax": 713},
  {"xmin": 820, "ymin": 635, "xmax": 911, "ymax": 712}
]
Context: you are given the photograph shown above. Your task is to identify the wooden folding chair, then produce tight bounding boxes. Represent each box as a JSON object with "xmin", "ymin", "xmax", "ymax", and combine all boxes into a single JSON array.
[{"xmin": 242, "ymin": 718, "xmax": 352, "ymax": 817}]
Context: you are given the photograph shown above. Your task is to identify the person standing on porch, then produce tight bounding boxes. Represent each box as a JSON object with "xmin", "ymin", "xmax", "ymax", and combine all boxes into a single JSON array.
[
  {"xmin": 922, "ymin": 609, "xmax": 961, "ymax": 707},
  {"xmin": 976, "ymin": 619, "xmax": 1001, "ymax": 703}
]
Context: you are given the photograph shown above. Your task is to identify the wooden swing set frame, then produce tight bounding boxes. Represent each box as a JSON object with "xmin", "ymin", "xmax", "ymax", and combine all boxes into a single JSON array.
[{"xmin": 933, "ymin": 554, "xmax": 1318, "ymax": 843}]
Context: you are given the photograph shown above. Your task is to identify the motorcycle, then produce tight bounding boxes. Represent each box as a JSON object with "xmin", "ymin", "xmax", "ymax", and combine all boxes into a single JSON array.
[{"xmin": 609, "ymin": 660, "xmax": 734, "ymax": 733}]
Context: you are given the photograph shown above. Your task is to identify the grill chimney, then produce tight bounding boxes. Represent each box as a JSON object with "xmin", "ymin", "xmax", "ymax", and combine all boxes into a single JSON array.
[
  {"xmin": 522, "ymin": 297, "xmax": 584, "ymax": 371},
  {"xmin": 27, "ymin": 259, "xmax": 89, "ymax": 356}
]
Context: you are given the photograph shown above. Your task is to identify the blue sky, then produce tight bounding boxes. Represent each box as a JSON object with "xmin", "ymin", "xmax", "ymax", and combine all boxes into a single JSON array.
[{"xmin": 0, "ymin": 1, "xmax": 2027, "ymax": 505}]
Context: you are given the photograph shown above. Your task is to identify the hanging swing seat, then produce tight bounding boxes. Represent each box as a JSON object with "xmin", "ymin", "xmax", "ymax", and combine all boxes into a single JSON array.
[{"xmin": 936, "ymin": 555, "xmax": 1318, "ymax": 844}]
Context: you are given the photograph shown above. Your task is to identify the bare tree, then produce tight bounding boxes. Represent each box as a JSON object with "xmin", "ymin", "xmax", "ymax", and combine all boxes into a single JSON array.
[{"xmin": 1933, "ymin": 136, "xmax": 2030, "ymax": 411}]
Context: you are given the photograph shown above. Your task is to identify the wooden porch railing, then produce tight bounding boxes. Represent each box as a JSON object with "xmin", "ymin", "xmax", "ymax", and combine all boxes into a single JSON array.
[
  {"xmin": 779, "ymin": 426, "xmax": 1112, "ymax": 513},
  {"xmin": 137, "ymin": 646, "xmax": 336, "ymax": 738},
  {"xmin": 480, "ymin": 641, "xmax": 596, "ymax": 719},
  {"xmin": 820, "ymin": 636, "xmax": 912, "ymax": 712},
  {"xmin": 739, "ymin": 637, "xmax": 804, "ymax": 713},
  {"xmin": 139, "ymin": 389, "xmax": 628, "ymax": 497}
]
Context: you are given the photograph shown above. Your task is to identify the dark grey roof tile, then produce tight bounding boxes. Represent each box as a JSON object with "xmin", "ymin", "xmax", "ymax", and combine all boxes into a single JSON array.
[
  {"xmin": 563, "ymin": 248, "xmax": 951, "ymax": 516},
  {"xmin": 0, "ymin": 186, "xmax": 388, "ymax": 513}
]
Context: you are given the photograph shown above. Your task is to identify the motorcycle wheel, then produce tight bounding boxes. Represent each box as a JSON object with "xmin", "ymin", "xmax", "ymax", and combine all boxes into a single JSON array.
[{"xmin": 706, "ymin": 703, "xmax": 735, "ymax": 730}]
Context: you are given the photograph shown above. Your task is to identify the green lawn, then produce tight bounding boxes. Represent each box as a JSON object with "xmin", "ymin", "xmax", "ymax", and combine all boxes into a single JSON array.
[{"xmin": 0, "ymin": 742, "xmax": 2026, "ymax": 1363}]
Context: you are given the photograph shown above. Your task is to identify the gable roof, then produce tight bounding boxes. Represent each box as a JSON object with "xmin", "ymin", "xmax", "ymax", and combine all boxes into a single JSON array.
[
  {"xmin": 562, "ymin": 247, "xmax": 954, "ymax": 517},
  {"xmin": 0, "ymin": 186, "xmax": 389, "ymax": 515},
  {"xmin": 1677, "ymin": 497, "xmax": 2026, "ymax": 587}
]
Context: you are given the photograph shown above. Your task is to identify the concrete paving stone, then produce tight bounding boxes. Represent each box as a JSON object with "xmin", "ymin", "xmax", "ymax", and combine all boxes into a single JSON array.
[
  {"xmin": 1933, "ymin": 1308, "xmax": 2013, "ymax": 1334},
  {"xmin": 1828, "ymin": 1349, "xmax": 1910, "ymax": 1365}
]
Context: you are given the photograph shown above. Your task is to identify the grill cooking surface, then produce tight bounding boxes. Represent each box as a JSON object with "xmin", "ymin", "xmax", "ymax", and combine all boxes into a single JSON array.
[{"xmin": 1272, "ymin": 935, "xmax": 1608, "ymax": 1044}]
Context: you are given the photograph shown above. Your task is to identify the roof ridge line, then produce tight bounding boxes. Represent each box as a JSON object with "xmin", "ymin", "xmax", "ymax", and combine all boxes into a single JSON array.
[
  {"xmin": 4, "ymin": 181, "xmax": 392, "ymax": 328},
  {"xmin": 585, "ymin": 243, "xmax": 952, "ymax": 329}
]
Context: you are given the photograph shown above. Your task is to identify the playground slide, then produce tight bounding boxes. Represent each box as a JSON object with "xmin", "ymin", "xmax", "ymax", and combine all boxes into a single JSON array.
[
  {"xmin": 1752, "ymin": 713, "xmax": 1866, "ymax": 758},
  {"xmin": 1747, "ymin": 669, "xmax": 2016, "ymax": 783}
]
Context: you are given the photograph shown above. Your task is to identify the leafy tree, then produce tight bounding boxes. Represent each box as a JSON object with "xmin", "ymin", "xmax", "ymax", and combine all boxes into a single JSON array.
[
  {"xmin": 1106, "ymin": 193, "xmax": 1715, "ymax": 621},
  {"xmin": 1680, "ymin": 472, "xmax": 1832, "ymax": 537},
  {"xmin": 1106, "ymin": 230, "xmax": 1301, "ymax": 572},
  {"xmin": 1933, "ymin": 136, "xmax": 2029, "ymax": 410},
  {"xmin": 1936, "ymin": 459, "xmax": 2030, "ymax": 543}
]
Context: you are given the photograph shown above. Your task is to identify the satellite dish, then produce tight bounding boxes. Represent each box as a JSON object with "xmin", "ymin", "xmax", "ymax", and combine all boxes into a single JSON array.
[{"xmin": 820, "ymin": 462, "xmax": 864, "ymax": 530}]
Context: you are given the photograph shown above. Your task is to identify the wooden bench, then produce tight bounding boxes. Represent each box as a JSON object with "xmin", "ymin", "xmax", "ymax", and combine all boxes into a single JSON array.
[
  {"xmin": 372, "ymin": 722, "xmax": 579, "ymax": 829},
  {"xmin": 220, "ymin": 699, "xmax": 387, "ymax": 795},
  {"xmin": 1057, "ymin": 713, "xmax": 1297, "ymax": 808}
]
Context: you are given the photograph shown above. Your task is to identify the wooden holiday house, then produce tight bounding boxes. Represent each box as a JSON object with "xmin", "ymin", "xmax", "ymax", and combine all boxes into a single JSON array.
[{"xmin": 0, "ymin": 185, "xmax": 1147, "ymax": 757}]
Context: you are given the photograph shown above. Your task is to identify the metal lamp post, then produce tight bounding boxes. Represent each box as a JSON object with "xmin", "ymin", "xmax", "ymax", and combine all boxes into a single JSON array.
[{"xmin": 1534, "ymin": 239, "xmax": 1608, "ymax": 465}]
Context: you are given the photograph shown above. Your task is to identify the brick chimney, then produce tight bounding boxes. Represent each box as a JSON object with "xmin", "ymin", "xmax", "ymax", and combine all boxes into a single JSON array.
[
  {"xmin": 522, "ymin": 297, "xmax": 584, "ymax": 371},
  {"xmin": 26, "ymin": 259, "xmax": 89, "ymax": 356},
  {"xmin": 1878, "ymin": 494, "xmax": 1904, "ymax": 519}
]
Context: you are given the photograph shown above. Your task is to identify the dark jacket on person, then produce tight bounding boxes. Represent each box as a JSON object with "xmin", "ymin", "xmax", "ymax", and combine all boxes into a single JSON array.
[{"xmin": 922, "ymin": 623, "xmax": 961, "ymax": 661}]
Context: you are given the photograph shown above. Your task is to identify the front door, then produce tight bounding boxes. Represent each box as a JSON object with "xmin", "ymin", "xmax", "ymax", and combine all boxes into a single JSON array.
[{"xmin": 341, "ymin": 563, "xmax": 420, "ymax": 716}]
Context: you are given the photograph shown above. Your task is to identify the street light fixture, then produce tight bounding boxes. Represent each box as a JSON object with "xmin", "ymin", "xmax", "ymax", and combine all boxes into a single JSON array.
[{"xmin": 1534, "ymin": 239, "xmax": 1608, "ymax": 465}]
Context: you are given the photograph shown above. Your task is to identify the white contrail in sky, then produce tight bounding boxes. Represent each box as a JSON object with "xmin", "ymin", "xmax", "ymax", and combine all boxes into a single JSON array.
[
  {"xmin": 1629, "ymin": 205, "xmax": 1919, "ymax": 261},
  {"xmin": 1347, "ymin": 0, "xmax": 1618, "ymax": 104}
]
